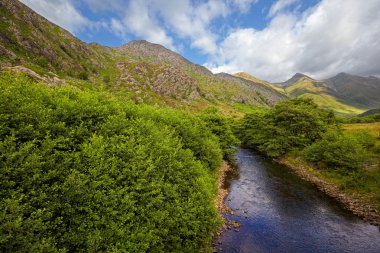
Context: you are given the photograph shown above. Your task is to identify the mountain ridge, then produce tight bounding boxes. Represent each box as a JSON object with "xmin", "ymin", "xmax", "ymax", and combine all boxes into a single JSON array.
[
  {"xmin": 1, "ymin": 0, "xmax": 379, "ymax": 115},
  {"xmin": 236, "ymin": 71, "xmax": 380, "ymax": 114},
  {"xmin": 0, "ymin": 0, "xmax": 285, "ymax": 114}
]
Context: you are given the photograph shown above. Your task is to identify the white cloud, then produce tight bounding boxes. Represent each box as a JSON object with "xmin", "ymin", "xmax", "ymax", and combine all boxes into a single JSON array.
[
  {"xmin": 20, "ymin": 0, "xmax": 380, "ymax": 82},
  {"xmin": 82, "ymin": 0, "xmax": 258, "ymax": 54},
  {"xmin": 121, "ymin": 1, "xmax": 176, "ymax": 50},
  {"xmin": 106, "ymin": 0, "xmax": 230, "ymax": 54},
  {"xmin": 268, "ymin": 0, "xmax": 299, "ymax": 17},
  {"xmin": 152, "ymin": 0, "xmax": 228, "ymax": 54},
  {"xmin": 110, "ymin": 18, "xmax": 128, "ymax": 40},
  {"xmin": 208, "ymin": 0, "xmax": 380, "ymax": 82},
  {"xmin": 19, "ymin": 0, "xmax": 90, "ymax": 34}
]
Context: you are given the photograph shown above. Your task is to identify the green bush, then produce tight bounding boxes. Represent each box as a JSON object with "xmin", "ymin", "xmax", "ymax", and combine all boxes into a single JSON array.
[
  {"xmin": 0, "ymin": 73, "xmax": 223, "ymax": 252},
  {"xmin": 198, "ymin": 107, "xmax": 240, "ymax": 161},
  {"xmin": 238, "ymin": 98, "xmax": 337, "ymax": 157},
  {"xmin": 304, "ymin": 130, "xmax": 368, "ymax": 170}
]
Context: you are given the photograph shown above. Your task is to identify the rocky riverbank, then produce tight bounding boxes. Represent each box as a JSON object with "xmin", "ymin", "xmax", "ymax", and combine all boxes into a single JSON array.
[
  {"xmin": 277, "ymin": 156, "xmax": 380, "ymax": 226},
  {"xmin": 215, "ymin": 161, "xmax": 233, "ymax": 217},
  {"xmin": 212, "ymin": 161, "xmax": 241, "ymax": 251}
]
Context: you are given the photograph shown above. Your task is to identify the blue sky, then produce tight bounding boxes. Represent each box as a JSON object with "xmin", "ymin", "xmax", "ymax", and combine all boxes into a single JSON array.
[{"xmin": 20, "ymin": 0, "xmax": 380, "ymax": 82}]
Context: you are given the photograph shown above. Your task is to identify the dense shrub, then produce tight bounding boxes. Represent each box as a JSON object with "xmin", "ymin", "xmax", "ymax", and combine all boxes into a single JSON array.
[
  {"xmin": 238, "ymin": 98, "xmax": 337, "ymax": 157},
  {"xmin": 304, "ymin": 131, "xmax": 370, "ymax": 170},
  {"xmin": 0, "ymin": 73, "xmax": 223, "ymax": 252},
  {"xmin": 198, "ymin": 107, "xmax": 240, "ymax": 161}
]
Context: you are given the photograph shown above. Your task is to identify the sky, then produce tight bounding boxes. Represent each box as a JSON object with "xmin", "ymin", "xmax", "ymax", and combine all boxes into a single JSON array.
[{"xmin": 19, "ymin": 0, "xmax": 380, "ymax": 82}]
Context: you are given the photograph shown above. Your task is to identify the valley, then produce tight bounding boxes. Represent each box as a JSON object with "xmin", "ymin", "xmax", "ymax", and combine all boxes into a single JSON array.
[{"xmin": 1, "ymin": 1, "xmax": 380, "ymax": 252}]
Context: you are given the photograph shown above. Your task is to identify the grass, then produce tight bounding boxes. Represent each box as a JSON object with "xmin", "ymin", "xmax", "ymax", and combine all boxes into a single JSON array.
[
  {"xmin": 300, "ymin": 93, "xmax": 364, "ymax": 115},
  {"xmin": 323, "ymin": 122, "xmax": 380, "ymax": 210},
  {"xmin": 343, "ymin": 122, "xmax": 380, "ymax": 144},
  {"xmin": 233, "ymin": 72, "xmax": 286, "ymax": 94},
  {"xmin": 284, "ymin": 79, "xmax": 364, "ymax": 115},
  {"xmin": 285, "ymin": 79, "xmax": 326, "ymax": 96},
  {"xmin": 283, "ymin": 122, "xmax": 380, "ymax": 213},
  {"xmin": 344, "ymin": 122, "xmax": 380, "ymax": 171},
  {"xmin": 284, "ymin": 152, "xmax": 380, "ymax": 212}
]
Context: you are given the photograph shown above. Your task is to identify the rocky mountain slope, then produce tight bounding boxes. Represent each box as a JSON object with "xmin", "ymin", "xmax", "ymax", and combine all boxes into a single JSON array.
[
  {"xmin": 0, "ymin": 0, "xmax": 285, "ymax": 113},
  {"xmin": 0, "ymin": 0, "xmax": 110, "ymax": 79},
  {"xmin": 237, "ymin": 71, "xmax": 380, "ymax": 115},
  {"xmin": 324, "ymin": 72, "xmax": 380, "ymax": 109},
  {"xmin": 233, "ymin": 71, "xmax": 285, "ymax": 94}
]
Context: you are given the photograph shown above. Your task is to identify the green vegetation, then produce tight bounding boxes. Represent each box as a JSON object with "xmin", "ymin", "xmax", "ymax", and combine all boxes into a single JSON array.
[
  {"xmin": 283, "ymin": 79, "xmax": 364, "ymax": 115},
  {"xmin": 0, "ymin": 73, "xmax": 238, "ymax": 252},
  {"xmin": 238, "ymin": 98, "xmax": 336, "ymax": 157},
  {"xmin": 304, "ymin": 130, "xmax": 373, "ymax": 170},
  {"xmin": 238, "ymin": 98, "xmax": 380, "ymax": 211},
  {"xmin": 298, "ymin": 93, "xmax": 364, "ymax": 115},
  {"xmin": 343, "ymin": 122, "xmax": 380, "ymax": 144},
  {"xmin": 233, "ymin": 72, "xmax": 286, "ymax": 94},
  {"xmin": 198, "ymin": 107, "xmax": 240, "ymax": 161},
  {"xmin": 343, "ymin": 112, "xmax": 380, "ymax": 123}
]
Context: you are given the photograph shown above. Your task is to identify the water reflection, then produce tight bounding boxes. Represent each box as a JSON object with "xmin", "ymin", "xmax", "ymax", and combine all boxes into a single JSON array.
[{"xmin": 218, "ymin": 148, "xmax": 380, "ymax": 253}]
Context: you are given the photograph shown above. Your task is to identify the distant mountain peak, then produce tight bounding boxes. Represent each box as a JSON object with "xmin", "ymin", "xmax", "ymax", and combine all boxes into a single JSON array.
[
  {"xmin": 335, "ymin": 72, "xmax": 352, "ymax": 78},
  {"xmin": 292, "ymin": 72, "xmax": 313, "ymax": 80},
  {"xmin": 233, "ymin": 71, "xmax": 270, "ymax": 84},
  {"xmin": 280, "ymin": 72, "xmax": 314, "ymax": 87},
  {"xmin": 122, "ymin": 40, "xmax": 164, "ymax": 48}
]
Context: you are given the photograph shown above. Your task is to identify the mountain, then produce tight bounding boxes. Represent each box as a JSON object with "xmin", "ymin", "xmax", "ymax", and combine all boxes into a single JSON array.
[
  {"xmin": 0, "ymin": 0, "xmax": 109, "ymax": 79},
  {"xmin": 277, "ymin": 73, "xmax": 315, "ymax": 87},
  {"xmin": 323, "ymin": 72, "xmax": 380, "ymax": 109},
  {"xmin": 236, "ymin": 71, "xmax": 380, "ymax": 115},
  {"xmin": 280, "ymin": 72, "xmax": 380, "ymax": 114},
  {"xmin": 0, "ymin": 0, "xmax": 285, "ymax": 114},
  {"xmin": 233, "ymin": 72, "xmax": 285, "ymax": 94},
  {"xmin": 359, "ymin": 108, "xmax": 380, "ymax": 117}
]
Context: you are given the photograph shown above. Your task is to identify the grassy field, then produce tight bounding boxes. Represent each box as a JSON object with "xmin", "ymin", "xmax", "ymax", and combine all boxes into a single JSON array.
[
  {"xmin": 300, "ymin": 93, "xmax": 365, "ymax": 115},
  {"xmin": 344, "ymin": 122, "xmax": 380, "ymax": 144}
]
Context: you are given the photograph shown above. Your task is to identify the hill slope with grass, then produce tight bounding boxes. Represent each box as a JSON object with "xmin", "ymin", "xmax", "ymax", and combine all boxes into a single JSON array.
[
  {"xmin": 0, "ymin": 0, "xmax": 285, "ymax": 113},
  {"xmin": 237, "ymin": 71, "xmax": 380, "ymax": 115},
  {"xmin": 280, "ymin": 72, "xmax": 380, "ymax": 114}
]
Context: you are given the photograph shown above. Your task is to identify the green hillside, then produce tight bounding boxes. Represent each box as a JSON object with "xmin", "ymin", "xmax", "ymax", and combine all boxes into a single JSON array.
[
  {"xmin": 283, "ymin": 78, "xmax": 364, "ymax": 115},
  {"xmin": 0, "ymin": 0, "xmax": 284, "ymax": 116},
  {"xmin": 233, "ymin": 71, "xmax": 285, "ymax": 94}
]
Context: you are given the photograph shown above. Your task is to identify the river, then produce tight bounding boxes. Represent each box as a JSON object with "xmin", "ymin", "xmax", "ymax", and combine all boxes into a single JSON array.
[{"xmin": 216, "ymin": 148, "xmax": 380, "ymax": 253}]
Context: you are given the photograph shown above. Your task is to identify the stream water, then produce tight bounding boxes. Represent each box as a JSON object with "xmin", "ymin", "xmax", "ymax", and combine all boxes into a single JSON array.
[{"xmin": 217, "ymin": 148, "xmax": 380, "ymax": 253}]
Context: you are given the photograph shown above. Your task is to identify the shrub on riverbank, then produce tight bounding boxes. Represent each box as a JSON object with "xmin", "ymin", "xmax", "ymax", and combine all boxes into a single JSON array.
[
  {"xmin": 303, "ymin": 130, "xmax": 370, "ymax": 170},
  {"xmin": 198, "ymin": 107, "xmax": 240, "ymax": 161},
  {"xmin": 238, "ymin": 98, "xmax": 337, "ymax": 157},
  {"xmin": 0, "ymin": 73, "xmax": 226, "ymax": 252},
  {"xmin": 238, "ymin": 98, "xmax": 380, "ymax": 212}
]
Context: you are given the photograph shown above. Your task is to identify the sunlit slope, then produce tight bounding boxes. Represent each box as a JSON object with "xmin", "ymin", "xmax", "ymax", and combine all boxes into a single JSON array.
[
  {"xmin": 284, "ymin": 78, "xmax": 364, "ymax": 115},
  {"xmin": 233, "ymin": 72, "xmax": 286, "ymax": 94},
  {"xmin": 0, "ymin": 0, "xmax": 285, "ymax": 112},
  {"xmin": 235, "ymin": 72, "xmax": 365, "ymax": 115}
]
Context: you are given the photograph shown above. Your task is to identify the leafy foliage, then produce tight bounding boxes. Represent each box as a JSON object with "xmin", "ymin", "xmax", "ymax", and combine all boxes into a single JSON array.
[
  {"xmin": 0, "ymin": 73, "xmax": 227, "ymax": 252},
  {"xmin": 303, "ymin": 131, "xmax": 369, "ymax": 170},
  {"xmin": 238, "ymin": 98, "xmax": 337, "ymax": 156},
  {"xmin": 198, "ymin": 107, "xmax": 240, "ymax": 161}
]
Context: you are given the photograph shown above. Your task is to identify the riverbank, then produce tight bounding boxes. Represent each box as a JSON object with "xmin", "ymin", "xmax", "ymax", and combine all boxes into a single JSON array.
[
  {"xmin": 215, "ymin": 161, "xmax": 233, "ymax": 217},
  {"xmin": 212, "ymin": 161, "xmax": 241, "ymax": 251},
  {"xmin": 277, "ymin": 156, "xmax": 380, "ymax": 226}
]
